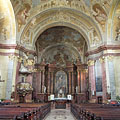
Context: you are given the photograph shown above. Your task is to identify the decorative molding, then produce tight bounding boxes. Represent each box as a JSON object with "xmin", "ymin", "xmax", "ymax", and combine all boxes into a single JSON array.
[
  {"xmin": 86, "ymin": 45, "xmax": 120, "ymax": 56},
  {"xmin": 0, "ymin": 44, "xmax": 36, "ymax": 55},
  {"xmin": 0, "ymin": 52, "xmax": 19, "ymax": 57},
  {"xmin": 31, "ymin": 0, "xmax": 90, "ymax": 16},
  {"xmin": 88, "ymin": 53, "xmax": 120, "ymax": 61}
]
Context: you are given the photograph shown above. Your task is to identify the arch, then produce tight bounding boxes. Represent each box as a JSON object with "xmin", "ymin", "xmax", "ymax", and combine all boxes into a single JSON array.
[
  {"xmin": 20, "ymin": 8, "xmax": 103, "ymax": 51},
  {"xmin": 107, "ymin": 0, "xmax": 119, "ymax": 42},
  {"xmin": 33, "ymin": 22, "xmax": 90, "ymax": 50},
  {"xmin": 0, "ymin": 0, "xmax": 16, "ymax": 44}
]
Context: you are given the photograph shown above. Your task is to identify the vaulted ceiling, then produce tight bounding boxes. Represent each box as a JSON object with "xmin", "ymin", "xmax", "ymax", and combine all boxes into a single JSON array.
[{"xmin": 36, "ymin": 26, "xmax": 87, "ymax": 64}]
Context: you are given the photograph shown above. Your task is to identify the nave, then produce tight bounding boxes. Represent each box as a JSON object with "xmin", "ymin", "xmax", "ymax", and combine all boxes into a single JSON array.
[{"xmin": 45, "ymin": 109, "xmax": 76, "ymax": 120}]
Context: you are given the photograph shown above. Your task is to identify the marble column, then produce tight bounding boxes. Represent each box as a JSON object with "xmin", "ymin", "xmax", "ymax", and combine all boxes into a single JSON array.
[
  {"xmin": 77, "ymin": 70, "xmax": 81, "ymax": 93},
  {"xmin": 80, "ymin": 71, "xmax": 84, "ymax": 93},
  {"xmin": 72, "ymin": 72, "xmax": 75, "ymax": 93},
  {"xmin": 51, "ymin": 72, "xmax": 54, "ymax": 94},
  {"xmin": 26, "ymin": 65, "xmax": 33, "ymax": 103},
  {"xmin": 14, "ymin": 62, "xmax": 21, "ymax": 102},
  {"xmin": 36, "ymin": 71, "xmax": 41, "ymax": 93},
  {"xmin": 39, "ymin": 71, "xmax": 42, "ymax": 93},
  {"xmin": 101, "ymin": 60, "xmax": 107, "ymax": 102},
  {"xmin": 47, "ymin": 72, "xmax": 50, "ymax": 93},
  {"xmin": 42, "ymin": 71, "xmax": 44, "ymax": 93},
  {"xmin": 81, "ymin": 70, "xmax": 86, "ymax": 93},
  {"xmin": 88, "ymin": 60, "xmax": 96, "ymax": 101},
  {"xmin": 69, "ymin": 72, "xmax": 71, "ymax": 94},
  {"xmin": 107, "ymin": 59, "xmax": 116, "ymax": 100}
]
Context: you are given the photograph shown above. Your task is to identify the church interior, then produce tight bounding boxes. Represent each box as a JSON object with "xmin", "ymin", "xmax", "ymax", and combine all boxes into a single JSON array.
[{"xmin": 0, "ymin": 0, "xmax": 120, "ymax": 119}]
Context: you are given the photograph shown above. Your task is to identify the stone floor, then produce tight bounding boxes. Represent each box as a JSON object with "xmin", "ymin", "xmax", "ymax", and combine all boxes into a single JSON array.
[{"xmin": 45, "ymin": 109, "xmax": 76, "ymax": 120}]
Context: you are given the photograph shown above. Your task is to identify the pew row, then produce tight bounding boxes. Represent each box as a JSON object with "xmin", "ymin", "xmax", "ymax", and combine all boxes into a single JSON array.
[
  {"xmin": 0, "ymin": 103, "xmax": 51, "ymax": 120},
  {"xmin": 71, "ymin": 103, "xmax": 120, "ymax": 120}
]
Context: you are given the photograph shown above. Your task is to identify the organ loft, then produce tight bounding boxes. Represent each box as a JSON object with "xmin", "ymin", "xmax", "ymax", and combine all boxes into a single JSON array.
[{"xmin": 0, "ymin": 0, "xmax": 120, "ymax": 120}]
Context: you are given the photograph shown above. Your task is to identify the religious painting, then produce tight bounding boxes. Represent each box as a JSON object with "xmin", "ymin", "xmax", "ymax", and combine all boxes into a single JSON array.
[
  {"xmin": 37, "ymin": 26, "xmax": 85, "ymax": 52},
  {"xmin": 55, "ymin": 71, "xmax": 67, "ymax": 97}
]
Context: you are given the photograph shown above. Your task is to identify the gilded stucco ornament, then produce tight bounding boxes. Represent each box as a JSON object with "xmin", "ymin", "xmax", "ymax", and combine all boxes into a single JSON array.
[
  {"xmin": 88, "ymin": 60, "xmax": 95, "ymax": 66},
  {"xmin": 33, "ymin": 0, "xmax": 90, "ymax": 16},
  {"xmin": 89, "ymin": 28, "xmax": 100, "ymax": 46},
  {"xmin": 21, "ymin": 17, "xmax": 36, "ymax": 44},
  {"xmin": 106, "ymin": 55, "xmax": 114, "ymax": 61},
  {"xmin": 99, "ymin": 56, "xmax": 105, "ymax": 63},
  {"xmin": 21, "ymin": 11, "xmax": 89, "ymax": 45}
]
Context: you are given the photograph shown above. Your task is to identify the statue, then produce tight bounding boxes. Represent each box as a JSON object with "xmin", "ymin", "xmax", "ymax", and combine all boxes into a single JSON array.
[
  {"xmin": 59, "ymin": 87, "xmax": 63, "ymax": 94},
  {"xmin": 92, "ymin": 3, "xmax": 107, "ymax": 28},
  {"xmin": 115, "ymin": 29, "xmax": 120, "ymax": 41},
  {"xmin": 17, "ymin": 3, "xmax": 31, "ymax": 31},
  {"xmin": 44, "ymin": 86, "xmax": 46, "ymax": 93}
]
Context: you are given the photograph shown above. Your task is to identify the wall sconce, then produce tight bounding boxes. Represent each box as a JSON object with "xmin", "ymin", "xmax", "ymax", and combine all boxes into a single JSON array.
[{"xmin": 0, "ymin": 75, "xmax": 5, "ymax": 82}]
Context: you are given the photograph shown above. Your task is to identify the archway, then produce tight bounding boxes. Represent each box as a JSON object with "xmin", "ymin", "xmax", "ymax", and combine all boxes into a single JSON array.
[{"xmin": 32, "ymin": 25, "xmax": 88, "ymax": 103}]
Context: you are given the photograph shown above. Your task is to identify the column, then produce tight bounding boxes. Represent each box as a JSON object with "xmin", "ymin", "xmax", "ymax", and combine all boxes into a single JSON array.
[
  {"xmin": 37, "ymin": 71, "xmax": 42, "ymax": 93},
  {"xmin": 72, "ymin": 72, "xmax": 75, "ymax": 93},
  {"xmin": 81, "ymin": 71, "xmax": 84, "ymax": 92},
  {"xmin": 47, "ymin": 72, "xmax": 50, "ymax": 93},
  {"xmin": 77, "ymin": 70, "xmax": 81, "ymax": 93},
  {"xmin": 88, "ymin": 60, "xmax": 96, "ymax": 100},
  {"xmin": 15, "ymin": 62, "xmax": 21, "ymax": 102},
  {"xmin": 69, "ymin": 72, "xmax": 71, "ymax": 94},
  {"xmin": 106, "ymin": 57, "xmax": 116, "ymax": 100},
  {"xmin": 51, "ymin": 72, "xmax": 54, "ymax": 94},
  {"xmin": 42, "ymin": 71, "xmax": 45, "ymax": 93},
  {"xmin": 39, "ymin": 71, "xmax": 42, "ymax": 93},
  {"xmin": 101, "ymin": 59, "xmax": 107, "ymax": 102}
]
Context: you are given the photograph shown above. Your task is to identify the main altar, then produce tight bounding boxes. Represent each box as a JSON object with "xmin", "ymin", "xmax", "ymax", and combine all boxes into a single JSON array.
[{"xmin": 54, "ymin": 98, "xmax": 67, "ymax": 109}]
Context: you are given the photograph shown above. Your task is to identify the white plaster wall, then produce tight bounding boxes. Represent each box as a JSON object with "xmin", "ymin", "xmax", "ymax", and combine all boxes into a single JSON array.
[
  {"xmin": 0, "ymin": 56, "xmax": 9, "ymax": 99},
  {"xmin": 0, "ymin": 51, "xmax": 18, "ymax": 99},
  {"xmin": 113, "ymin": 57, "xmax": 120, "ymax": 96}
]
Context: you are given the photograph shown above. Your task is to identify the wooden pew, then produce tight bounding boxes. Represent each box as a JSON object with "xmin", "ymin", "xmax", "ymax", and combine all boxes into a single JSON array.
[
  {"xmin": 0, "ymin": 103, "xmax": 51, "ymax": 120},
  {"xmin": 71, "ymin": 103, "xmax": 120, "ymax": 120}
]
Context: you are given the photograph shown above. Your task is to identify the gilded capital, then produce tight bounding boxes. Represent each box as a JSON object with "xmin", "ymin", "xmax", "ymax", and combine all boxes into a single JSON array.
[
  {"xmin": 88, "ymin": 60, "xmax": 95, "ymax": 66},
  {"xmin": 99, "ymin": 56, "xmax": 105, "ymax": 63}
]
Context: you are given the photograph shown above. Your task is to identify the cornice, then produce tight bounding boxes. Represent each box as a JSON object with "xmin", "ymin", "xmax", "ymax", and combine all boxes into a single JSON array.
[
  {"xmin": 0, "ymin": 44, "xmax": 36, "ymax": 55},
  {"xmin": 86, "ymin": 45, "xmax": 120, "ymax": 56}
]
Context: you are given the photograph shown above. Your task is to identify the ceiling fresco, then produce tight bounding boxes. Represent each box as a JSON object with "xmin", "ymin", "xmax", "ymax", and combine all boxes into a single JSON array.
[
  {"xmin": 39, "ymin": 45, "xmax": 81, "ymax": 67},
  {"xmin": 36, "ymin": 26, "xmax": 87, "ymax": 65},
  {"xmin": 36, "ymin": 26, "xmax": 86, "ymax": 52},
  {"xmin": 10, "ymin": 0, "xmax": 114, "ymax": 49}
]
